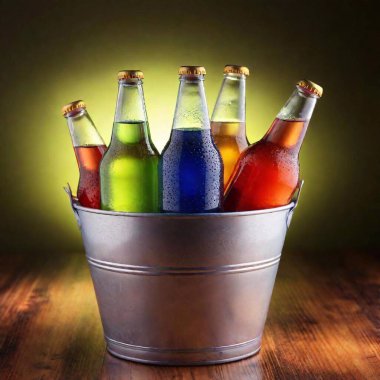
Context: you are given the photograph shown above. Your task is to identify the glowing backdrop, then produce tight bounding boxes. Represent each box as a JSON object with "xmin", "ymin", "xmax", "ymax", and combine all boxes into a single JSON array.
[{"xmin": 0, "ymin": 1, "xmax": 377, "ymax": 254}]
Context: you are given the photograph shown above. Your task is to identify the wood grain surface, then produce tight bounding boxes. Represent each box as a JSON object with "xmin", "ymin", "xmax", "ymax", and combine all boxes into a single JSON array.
[{"xmin": 0, "ymin": 250, "xmax": 378, "ymax": 379}]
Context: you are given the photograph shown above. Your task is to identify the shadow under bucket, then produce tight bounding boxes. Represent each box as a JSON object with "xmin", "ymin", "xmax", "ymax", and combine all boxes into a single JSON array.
[{"xmin": 65, "ymin": 182, "xmax": 303, "ymax": 365}]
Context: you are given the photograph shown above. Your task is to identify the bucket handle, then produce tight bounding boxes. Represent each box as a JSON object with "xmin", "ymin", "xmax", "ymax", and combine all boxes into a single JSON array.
[
  {"xmin": 286, "ymin": 180, "xmax": 304, "ymax": 229},
  {"xmin": 64, "ymin": 183, "xmax": 81, "ymax": 229}
]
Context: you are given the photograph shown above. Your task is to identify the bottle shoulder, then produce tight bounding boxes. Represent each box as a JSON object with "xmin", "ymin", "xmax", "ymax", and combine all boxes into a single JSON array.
[
  {"xmin": 102, "ymin": 141, "xmax": 159, "ymax": 160},
  {"xmin": 160, "ymin": 140, "xmax": 222, "ymax": 168},
  {"xmin": 162, "ymin": 131, "xmax": 220, "ymax": 152},
  {"xmin": 239, "ymin": 140, "xmax": 298, "ymax": 165}
]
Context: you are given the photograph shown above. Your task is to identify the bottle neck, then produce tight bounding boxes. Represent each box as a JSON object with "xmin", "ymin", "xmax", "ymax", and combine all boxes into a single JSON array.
[
  {"xmin": 172, "ymin": 74, "xmax": 210, "ymax": 130},
  {"xmin": 211, "ymin": 73, "xmax": 246, "ymax": 122},
  {"xmin": 65, "ymin": 109, "xmax": 105, "ymax": 147},
  {"xmin": 114, "ymin": 79, "xmax": 148, "ymax": 123},
  {"xmin": 113, "ymin": 79, "xmax": 151, "ymax": 145},
  {"xmin": 263, "ymin": 87, "xmax": 319, "ymax": 152}
]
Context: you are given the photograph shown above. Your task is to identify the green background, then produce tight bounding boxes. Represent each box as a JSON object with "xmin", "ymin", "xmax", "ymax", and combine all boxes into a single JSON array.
[{"xmin": 0, "ymin": 1, "xmax": 378, "ymax": 255}]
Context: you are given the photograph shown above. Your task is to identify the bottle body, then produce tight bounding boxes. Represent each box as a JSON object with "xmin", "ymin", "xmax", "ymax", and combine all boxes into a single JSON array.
[
  {"xmin": 75, "ymin": 144, "xmax": 107, "ymax": 208},
  {"xmin": 223, "ymin": 118, "xmax": 302, "ymax": 211},
  {"xmin": 211, "ymin": 67, "xmax": 250, "ymax": 186},
  {"xmin": 159, "ymin": 66, "xmax": 223, "ymax": 213},
  {"xmin": 160, "ymin": 128, "xmax": 223, "ymax": 212},
  {"xmin": 224, "ymin": 80, "xmax": 322, "ymax": 211},
  {"xmin": 100, "ymin": 121, "xmax": 159, "ymax": 212},
  {"xmin": 62, "ymin": 101, "xmax": 106, "ymax": 209},
  {"xmin": 211, "ymin": 121, "xmax": 248, "ymax": 186},
  {"xmin": 100, "ymin": 72, "xmax": 159, "ymax": 212}
]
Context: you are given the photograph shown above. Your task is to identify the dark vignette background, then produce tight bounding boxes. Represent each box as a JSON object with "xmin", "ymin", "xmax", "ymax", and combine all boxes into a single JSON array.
[{"xmin": 0, "ymin": 0, "xmax": 378, "ymax": 256}]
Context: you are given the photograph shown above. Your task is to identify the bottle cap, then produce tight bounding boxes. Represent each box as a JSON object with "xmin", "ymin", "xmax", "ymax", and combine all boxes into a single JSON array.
[
  {"xmin": 118, "ymin": 70, "xmax": 144, "ymax": 80},
  {"xmin": 297, "ymin": 79, "xmax": 323, "ymax": 97},
  {"xmin": 178, "ymin": 66, "xmax": 206, "ymax": 75},
  {"xmin": 62, "ymin": 100, "xmax": 86, "ymax": 116},
  {"xmin": 224, "ymin": 64, "xmax": 250, "ymax": 76}
]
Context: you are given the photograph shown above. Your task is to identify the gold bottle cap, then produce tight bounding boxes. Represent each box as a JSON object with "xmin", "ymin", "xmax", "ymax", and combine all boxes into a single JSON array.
[
  {"xmin": 224, "ymin": 64, "xmax": 250, "ymax": 76},
  {"xmin": 62, "ymin": 100, "xmax": 86, "ymax": 116},
  {"xmin": 118, "ymin": 70, "xmax": 144, "ymax": 80},
  {"xmin": 178, "ymin": 66, "xmax": 206, "ymax": 75},
  {"xmin": 297, "ymin": 79, "xmax": 323, "ymax": 97}
]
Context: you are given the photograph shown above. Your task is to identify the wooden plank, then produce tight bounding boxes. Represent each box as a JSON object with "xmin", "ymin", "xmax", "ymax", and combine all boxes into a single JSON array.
[
  {"xmin": 0, "ymin": 251, "xmax": 379, "ymax": 379},
  {"xmin": 0, "ymin": 253, "xmax": 104, "ymax": 380}
]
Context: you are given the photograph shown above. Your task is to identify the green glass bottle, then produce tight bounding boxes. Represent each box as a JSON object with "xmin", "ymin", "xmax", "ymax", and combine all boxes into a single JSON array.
[{"xmin": 100, "ymin": 70, "xmax": 159, "ymax": 212}]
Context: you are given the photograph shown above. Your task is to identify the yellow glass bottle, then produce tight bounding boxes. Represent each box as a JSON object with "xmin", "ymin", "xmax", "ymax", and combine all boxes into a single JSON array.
[{"xmin": 211, "ymin": 65, "xmax": 250, "ymax": 187}]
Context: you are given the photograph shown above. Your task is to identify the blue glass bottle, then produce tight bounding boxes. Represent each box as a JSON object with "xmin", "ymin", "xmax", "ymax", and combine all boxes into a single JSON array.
[{"xmin": 159, "ymin": 66, "xmax": 223, "ymax": 213}]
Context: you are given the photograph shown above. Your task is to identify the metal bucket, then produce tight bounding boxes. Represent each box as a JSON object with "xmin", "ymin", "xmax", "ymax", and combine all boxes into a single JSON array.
[{"xmin": 65, "ymin": 182, "xmax": 303, "ymax": 365}]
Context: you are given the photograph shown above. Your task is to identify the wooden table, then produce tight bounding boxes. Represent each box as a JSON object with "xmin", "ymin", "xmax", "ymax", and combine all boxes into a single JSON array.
[{"xmin": 0, "ymin": 250, "xmax": 378, "ymax": 379}]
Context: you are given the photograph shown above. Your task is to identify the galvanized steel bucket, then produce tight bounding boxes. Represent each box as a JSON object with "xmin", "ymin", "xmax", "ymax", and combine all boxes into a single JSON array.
[{"xmin": 65, "ymin": 182, "xmax": 303, "ymax": 365}]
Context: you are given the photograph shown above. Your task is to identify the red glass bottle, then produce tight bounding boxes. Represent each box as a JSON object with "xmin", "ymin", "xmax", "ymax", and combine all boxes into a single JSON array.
[
  {"xmin": 224, "ymin": 80, "xmax": 323, "ymax": 211},
  {"xmin": 62, "ymin": 100, "xmax": 106, "ymax": 208}
]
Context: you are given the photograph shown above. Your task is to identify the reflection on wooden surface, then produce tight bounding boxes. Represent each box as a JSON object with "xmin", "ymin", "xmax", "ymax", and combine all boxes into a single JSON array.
[
  {"xmin": 0, "ymin": 251, "xmax": 378, "ymax": 379},
  {"xmin": 101, "ymin": 353, "xmax": 264, "ymax": 379}
]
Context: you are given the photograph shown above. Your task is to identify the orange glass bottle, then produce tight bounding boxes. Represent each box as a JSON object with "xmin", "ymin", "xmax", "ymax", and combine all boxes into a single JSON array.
[
  {"xmin": 211, "ymin": 65, "xmax": 250, "ymax": 186},
  {"xmin": 62, "ymin": 100, "xmax": 106, "ymax": 209},
  {"xmin": 224, "ymin": 80, "xmax": 323, "ymax": 211}
]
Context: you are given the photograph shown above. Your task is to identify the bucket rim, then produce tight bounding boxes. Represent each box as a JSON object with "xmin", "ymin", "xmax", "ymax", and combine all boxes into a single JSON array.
[{"xmin": 72, "ymin": 201, "xmax": 295, "ymax": 219}]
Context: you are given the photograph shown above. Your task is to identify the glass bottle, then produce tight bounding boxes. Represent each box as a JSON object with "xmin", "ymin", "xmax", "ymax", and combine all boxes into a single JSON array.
[
  {"xmin": 62, "ymin": 100, "xmax": 106, "ymax": 209},
  {"xmin": 159, "ymin": 66, "xmax": 223, "ymax": 213},
  {"xmin": 224, "ymin": 79, "xmax": 323, "ymax": 211},
  {"xmin": 211, "ymin": 64, "xmax": 250, "ymax": 186},
  {"xmin": 100, "ymin": 70, "xmax": 159, "ymax": 212}
]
